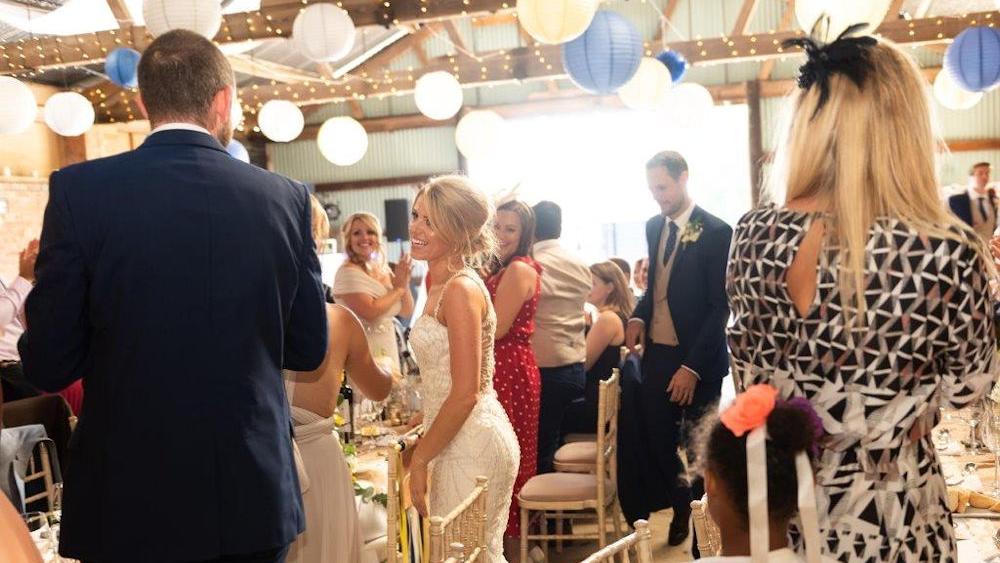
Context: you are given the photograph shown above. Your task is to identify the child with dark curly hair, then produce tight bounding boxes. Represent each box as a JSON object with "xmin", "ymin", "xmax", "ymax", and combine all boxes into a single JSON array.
[{"xmin": 694, "ymin": 385, "xmax": 825, "ymax": 563}]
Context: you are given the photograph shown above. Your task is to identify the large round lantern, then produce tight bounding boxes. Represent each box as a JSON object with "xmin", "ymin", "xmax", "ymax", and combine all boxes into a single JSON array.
[
  {"xmin": 795, "ymin": 0, "xmax": 891, "ymax": 42},
  {"xmin": 516, "ymin": 0, "xmax": 599, "ymax": 45},
  {"xmin": 0, "ymin": 77, "xmax": 38, "ymax": 135},
  {"xmin": 655, "ymin": 50, "xmax": 689, "ymax": 83},
  {"xmin": 105, "ymin": 48, "xmax": 141, "ymax": 88},
  {"xmin": 292, "ymin": 4, "xmax": 356, "ymax": 62},
  {"xmin": 561, "ymin": 11, "xmax": 643, "ymax": 94},
  {"xmin": 414, "ymin": 71, "xmax": 464, "ymax": 120},
  {"xmin": 455, "ymin": 110, "xmax": 507, "ymax": 160},
  {"xmin": 619, "ymin": 57, "xmax": 673, "ymax": 111},
  {"xmin": 317, "ymin": 116, "xmax": 369, "ymax": 166},
  {"xmin": 258, "ymin": 100, "xmax": 304, "ymax": 142},
  {"xmin": 659, "ymin": 83, "xmax": 714, "ymax": 129},
  {"xmin": 934, "ymin": 69, "xmax": 983, "ymax": 111},
  {"xmin": 43, "ymin": 92, "xmax": 95, "ymax": 137},
  {"xmin": 944, "ymin": 27, "xmax": 1000, "ymax": 93},
  {"xmin": 226, "ymin": 139, "xmax": 250, "ymax": 163},
  {"xmin": 142, "ymin": 0, "xmax": 222, "ymax": 40}
]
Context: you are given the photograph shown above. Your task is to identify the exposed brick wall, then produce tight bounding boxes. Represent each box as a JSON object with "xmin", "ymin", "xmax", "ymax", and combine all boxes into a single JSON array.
[{"xmin": 0, "ymin": 179, "xmax": 48, "ymax": 282}]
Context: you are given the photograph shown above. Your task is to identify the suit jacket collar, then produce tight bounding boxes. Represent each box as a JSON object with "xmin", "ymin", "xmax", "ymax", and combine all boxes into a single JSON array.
[{"xmin": 140, "ymin": 129, "xmax": 227, "ymax": 153}]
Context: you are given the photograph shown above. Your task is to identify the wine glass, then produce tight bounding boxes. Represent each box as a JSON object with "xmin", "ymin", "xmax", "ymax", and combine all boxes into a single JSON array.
[
  {"xmin": 965, "ymin": 401, "xmax": 985, "ymax": 454},
  {"xmin": 22, "ymin": 511, "xmax": 53, "ymax": 559},
  {"xmin": 981, "ymin": 401, "xmax": 1000, "ymax": 496}
]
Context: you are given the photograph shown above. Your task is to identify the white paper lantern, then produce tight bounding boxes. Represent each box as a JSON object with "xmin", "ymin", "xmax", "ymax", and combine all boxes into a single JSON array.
[
  {"xmin": 292, "ymin": 4, "xmax": 356, "ymax": 62},
  {"xmin": 0, "ymin": 77, "xmax": 37, "ymax": 135},
  {"xmin": 414, "ymin": 71, "xmax": 464, "ymax": 120},
  {"xmin": 934, "ymin": 69, "xmax": 983, "ymax": 111},
  {"xmin": 795, "ymin": 0, "xmax": 892, "ymax": 42},
  {"xmin": 517, "ymin": 0, "xmax": 599, "ymax": 45},
  {"xmin": 230, "ymin": 97, "xmax": 244, "ymax": 129},
  {"xmin": 317, "ymin": 116, "xmax": 368, "ymax": 166},
  {"xmin": 143, "ymin": 0, "xmax": 222, "ymax": 39},
  {"xmin": 258, "ymin": 100, "xmax": 304, "ymax": 142},
  {"xmin": 618, "ymin": 57, "xmax": 673, "ymax": 111},
  {"xmin": 455, "ymin": 110, "xmax": 507, "ymax": 160},
  {"xmin": 658, "ymin": 83, "xmax": 714, "ymax": 129},
  {"xmin": 43, "ymin": 92, "xmax": 95, "ymax": 137}
]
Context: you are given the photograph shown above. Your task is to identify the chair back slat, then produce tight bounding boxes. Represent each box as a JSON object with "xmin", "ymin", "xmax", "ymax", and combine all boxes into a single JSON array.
[
  {"xmin": 691, "ymin": 496, "xmax": 722, "ymax": 557},
  {"xmin": 23, "ymin": 440, "xmax": 57, "ymax": 512},
  {"xmin": 428, "ymin": 476, "xmax": 489, "ymax": 563},
  {"xmin": 595, "ymin": 369, "xmax": 621, "ymax": 504},
  {"xmin": 578, "ymin": 519, "xmax": 653, "ymax": 563},
  {"xmin": 387, "ymin": 425, "xmax": 424, "ymax": 563}
]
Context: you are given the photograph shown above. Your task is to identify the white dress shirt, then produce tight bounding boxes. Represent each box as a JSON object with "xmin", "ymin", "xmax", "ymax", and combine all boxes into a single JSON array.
[
  {"xmin": 150, "ymin": 122, "xmax": 215, "ymax": 137},
  {"xmin": 0, "ymin": 276, "xmax": 31, "ymax": 362}
]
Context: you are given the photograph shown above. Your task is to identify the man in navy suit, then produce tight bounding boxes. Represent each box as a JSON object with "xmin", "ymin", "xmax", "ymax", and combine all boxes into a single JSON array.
[
  {"xmin": 948, "ymin": 162, "xmax": 995, "ymax": 242},
  {"xmin": 624, "ymin": 151, "xmax": 731, "ymax": 548},
  {"xmin": 18, "ymin": 30, "xmax": 328, "ymax": 563}
]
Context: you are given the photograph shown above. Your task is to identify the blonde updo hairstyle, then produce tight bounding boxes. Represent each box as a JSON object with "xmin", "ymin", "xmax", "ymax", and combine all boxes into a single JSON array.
[
  {"xmin": 340, "ymin": 211, "xmax": 389, "ymax": 272},
  {"xmin": 309, "ymin": 195, "xmax": 330, "ymax": 250},
  {"xmin": 415, "ymin": 175, "xmax": 497, "ymax": 270}
]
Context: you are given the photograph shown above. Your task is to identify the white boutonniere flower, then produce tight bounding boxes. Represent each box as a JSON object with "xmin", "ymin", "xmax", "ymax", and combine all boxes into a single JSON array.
[{"xmin": 680, "ymin": 218, "xmax": 704, "ymax": 248}]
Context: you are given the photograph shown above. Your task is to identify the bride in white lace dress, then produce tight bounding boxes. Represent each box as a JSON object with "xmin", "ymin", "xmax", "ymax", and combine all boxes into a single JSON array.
[{"xmin": 407, "ymin": 176, "xmax": 520, "ymax": 563}]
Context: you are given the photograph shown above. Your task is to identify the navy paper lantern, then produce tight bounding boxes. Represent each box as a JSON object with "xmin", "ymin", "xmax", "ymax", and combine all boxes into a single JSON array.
[
  {"xmin": 561, "ymin": 11, "xmax": 642, "ymax": 94},
  {"xmin": 655, "ymin": 50, "xmax": 689, "ymax": 83},
  {"xmin": 105, "ymin": 48, "xmax": 141, "ymax": 88},
  {"xmin": 944, "ymin": 27, "xmax": 1000, "ymax": 93},
  {"xmin": 226, "ymin": 140, "xmax": 250, "ymax": 163}
]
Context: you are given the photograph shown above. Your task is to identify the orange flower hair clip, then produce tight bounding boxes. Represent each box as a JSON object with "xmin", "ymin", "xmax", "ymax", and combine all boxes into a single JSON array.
[{"xmin": 720, "ymin": 384, "xmax": 779, "ymax": 437}]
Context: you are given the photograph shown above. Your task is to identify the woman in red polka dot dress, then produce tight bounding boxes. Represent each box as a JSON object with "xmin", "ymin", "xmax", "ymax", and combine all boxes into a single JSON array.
[{"xmin": 485, "ymin": 200, "xmax": 542, "ymax": 547}]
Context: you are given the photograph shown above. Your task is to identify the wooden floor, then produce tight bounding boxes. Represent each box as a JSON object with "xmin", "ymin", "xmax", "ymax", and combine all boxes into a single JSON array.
[{"xmin": 537, "ymin": 508, "xmax": 693, "ymax": 562}]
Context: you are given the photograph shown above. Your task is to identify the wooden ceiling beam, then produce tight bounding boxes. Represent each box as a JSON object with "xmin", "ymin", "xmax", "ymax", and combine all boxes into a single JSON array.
[
  {"xmin": 106, "ymin": 0, "xmax": 133, "ymax": 27},
  {"xmin": 731, "ymin": 0, "xmax": 762, "ymax": 37},
  {"xmin": 757, "ymin": 0, "xmax": 795, "ymax": 80},
  {"xmin": 653, "ymin": 0, "xmax": 683, "ymax": 43},
  {"xmin": 228, "ymin": 55, "xmax": 324, "ymax": 84},
  {"xmin": 0, "ymin": 0, "xmax": 512, "ymax": 74},
  {"xmin": 443, "ymin": 20, "xmax": 469, "ymax": 53}
]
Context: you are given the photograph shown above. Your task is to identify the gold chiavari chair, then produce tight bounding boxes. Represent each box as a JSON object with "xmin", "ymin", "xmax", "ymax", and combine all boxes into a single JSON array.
[
  {"xmin": 578, "ymin": 519, "xmax": 653, "ymax": 563},
  {"xmin": 443, "ymin": 542, "xmax": 465, "ymax": 563},
  {"xmin": 23, "ymin": 439, "xmax": 58, "ymax": 512},
  {"xmin": 428, "ymin": 476, "xmax": 489, "ymax": 563},
  {"xmin": 691, "ymin": 495, "xmax": 722, "ymax": 557},
  {"xmin": 519, "ymin": 370, "xmax": 625, "ymax": 561},
  {"xmin": 387, "ymin": 425, "xmax": 423, "ymax": 563}
]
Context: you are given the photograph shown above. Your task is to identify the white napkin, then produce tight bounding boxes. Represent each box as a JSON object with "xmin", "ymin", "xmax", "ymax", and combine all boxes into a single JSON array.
[{"xmin": 958, "ymin": 539, "xmax": 984, "ymax": 563}]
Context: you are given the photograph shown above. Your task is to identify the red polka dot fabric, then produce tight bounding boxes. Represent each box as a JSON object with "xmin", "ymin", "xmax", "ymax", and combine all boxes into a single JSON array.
[{"xmin": 485, "ymin": 256, "xmax": 543, "ymax": 538}]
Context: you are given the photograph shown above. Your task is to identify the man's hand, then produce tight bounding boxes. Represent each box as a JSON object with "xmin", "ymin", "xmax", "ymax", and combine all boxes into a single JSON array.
[
  {"xmin": 625, "ymin": 319, "xmax": 644, "ymax": 354},
  {"xmin": 19, "ymin": 239, "xmax": 39, "ymax": 283},
  {"xmin": 666, "ymin": 366, "xmax": 698, "ymax": 406}
]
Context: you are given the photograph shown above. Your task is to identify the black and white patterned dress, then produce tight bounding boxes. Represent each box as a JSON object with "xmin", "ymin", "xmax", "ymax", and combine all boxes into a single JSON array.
[{"xmin": 727, "ymin": 205, "xmax": 997, "ymax": 563}]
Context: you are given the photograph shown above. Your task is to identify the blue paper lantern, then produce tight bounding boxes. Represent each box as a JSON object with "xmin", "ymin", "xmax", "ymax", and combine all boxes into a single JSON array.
[
  {"xmin": 944, "ymin": 27, "xmax": 1000, "ymax": 93},
  {"xmin": 226, "ymin": 139, "xmax": 250, "ymax": 163},
  {"xmin": 655, "ymin": 50, "xmax": 689, "ymax": 83},
  {"xmin": 105, "ymin": 48, "xmax": 141, "ymax": 88},
  {"xmin": 561, "ymin": 11, "xmax": 642, "ymax": 94}
]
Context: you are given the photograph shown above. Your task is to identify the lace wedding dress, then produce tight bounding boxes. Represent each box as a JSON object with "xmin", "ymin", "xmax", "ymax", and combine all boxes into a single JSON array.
[{"xmin": 409, "ymin": 269, "xmax": 520, "ymax": 562}]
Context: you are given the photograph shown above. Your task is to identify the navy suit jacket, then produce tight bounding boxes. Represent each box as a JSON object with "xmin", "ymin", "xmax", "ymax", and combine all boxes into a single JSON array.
[
  {"xmin": 949, "ymin": 189, "xmax": 998, "ymax": 228},
  {"xmin": 631, "ymin": 206, "xmax": 732, "ymax": 400},
  {"xmin": 18, "ymin": 130, "xmax": 328, "ymax": 562}
]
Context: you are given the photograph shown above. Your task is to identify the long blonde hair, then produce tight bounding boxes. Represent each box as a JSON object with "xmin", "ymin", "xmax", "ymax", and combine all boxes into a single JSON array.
[
  {"xmin": 340, "ymin": 212, "xmax": 388, "ymax": 272},
  {"xmin": 590, "ymin": 261, "xmax": 634, "ymax": 319},
  {"xmin": 415, "ymin": 175, "xmax": 497, "ymax": 270},
  {"xmin": 767, "ymin": 39, "xmax": 991, "ymax": 316},
  {"xmin": 309, "ymin": 195, "xmax": 330, "ymax": 250}
]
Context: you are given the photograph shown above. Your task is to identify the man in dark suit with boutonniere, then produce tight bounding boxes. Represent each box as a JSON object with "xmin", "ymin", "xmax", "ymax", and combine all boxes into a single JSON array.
[
  {"xmin": 623, "ymin": 151, "xmax": 732, "ymax": 549},
  {"xmin": 949, "ymin": 162, "xmax": 995, "ymax": 243}
]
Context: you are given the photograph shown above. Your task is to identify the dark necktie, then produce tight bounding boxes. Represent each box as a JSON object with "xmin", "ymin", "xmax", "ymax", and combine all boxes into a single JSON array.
[
  {"xmin": 979, "ymin": 197, "xmax": 989, "ymax": 225},
  {"xmin": 662, "ymin": 221, "xmax": 679, "ymax": 265}
]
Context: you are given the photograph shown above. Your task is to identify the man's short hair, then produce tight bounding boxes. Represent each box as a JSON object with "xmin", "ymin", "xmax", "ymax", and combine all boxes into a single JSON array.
[
  {"xmin": 646, "ymin": 151, "xmax": 689, "ymax": 180},
  {"xmin": 971, "ymin": 162, "xmax": 992, "ymax": 175},
  {"xmin": 138, "ymin": 29, "xmax": 234, "ymax": 126},
  {"xmin": 532, "ymin": 201, "xmax": 562, "ymax": 242}
]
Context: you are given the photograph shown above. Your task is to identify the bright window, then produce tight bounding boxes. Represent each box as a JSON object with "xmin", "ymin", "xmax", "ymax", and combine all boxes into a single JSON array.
[{"xmin": 468, "ymin": 104, "xmax": 753, "ymax": 264}]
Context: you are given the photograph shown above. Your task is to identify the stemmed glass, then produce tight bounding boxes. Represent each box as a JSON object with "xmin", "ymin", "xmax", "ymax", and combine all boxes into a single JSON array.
[
  {"xmin": 22, "ymin": 511, "xmax": 53, "ymax": 560},
  {"xmin": 965, "ymin": 401, "xmax": 986, "ymax": 454},
  {"xmin": 980, "ymin": 399, "xmax": 1000, "ymax": 496}
]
